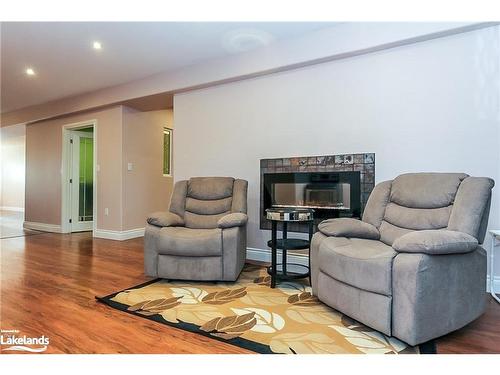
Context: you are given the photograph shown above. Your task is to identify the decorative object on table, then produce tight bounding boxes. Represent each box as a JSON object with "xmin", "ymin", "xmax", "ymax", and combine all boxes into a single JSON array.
[
  {"xmin": 97, "ymin": 264, "xmax": 434, "ymax": 354},
  {"xmin": 266, "ymin": 208, "xmax": 314, "ymax": 288},
  {"xmin": 144, "ymin": 177, "xmax": 248, "ymax": 281},
  {"xmin": 311, "ymin": 172, "xmax": 495, "ymax": 346},
  {"xmin": 489, "ymin": 230, "xmax": 500, "ymax": 304}
]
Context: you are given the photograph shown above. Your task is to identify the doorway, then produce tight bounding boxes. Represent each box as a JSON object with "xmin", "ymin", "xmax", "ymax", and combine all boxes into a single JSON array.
[{"xmin": 61, "ymin": 121, "xmax": 96, "ymax": 233}]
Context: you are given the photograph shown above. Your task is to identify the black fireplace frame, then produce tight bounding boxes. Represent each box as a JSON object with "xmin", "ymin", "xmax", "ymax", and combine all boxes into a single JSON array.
[{"xmin": 261, "ymin": 171, "xmax": 361, "ymax": 232}]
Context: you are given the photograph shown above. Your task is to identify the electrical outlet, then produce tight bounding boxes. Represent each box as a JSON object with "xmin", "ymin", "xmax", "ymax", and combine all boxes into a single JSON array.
[{"xmin": 104, "ymin": 208, "xmax": 109, "ymax": 216}]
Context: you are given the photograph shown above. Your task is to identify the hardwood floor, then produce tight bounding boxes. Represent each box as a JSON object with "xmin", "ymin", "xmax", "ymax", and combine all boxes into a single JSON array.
[{"xmin": 1, "ymin": 231, "xmax": 499, "ymax": 354}]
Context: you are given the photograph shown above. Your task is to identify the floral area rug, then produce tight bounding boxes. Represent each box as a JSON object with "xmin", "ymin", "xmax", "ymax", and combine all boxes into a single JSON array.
[{"xmin": 97, "ymin": 264, "xmax": 434, "ymax": 354}]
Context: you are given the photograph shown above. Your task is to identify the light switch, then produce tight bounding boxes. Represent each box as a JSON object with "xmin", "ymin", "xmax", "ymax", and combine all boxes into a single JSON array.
[
  {"xmin": 96, "ymin": 164, "xmax": 100, "ymax": 172},
  {"xmin": 127, "ymin": 163, "xmax": 133, "ymax": 171},
  {"xmin": 104, "ymin": 208, "xmax": 109, "ymax": 216}
]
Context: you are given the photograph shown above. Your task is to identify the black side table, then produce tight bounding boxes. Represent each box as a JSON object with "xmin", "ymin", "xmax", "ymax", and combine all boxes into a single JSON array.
[{"xmin": 265, "ymin": 208, "xmax": 314, "ymax": 288}]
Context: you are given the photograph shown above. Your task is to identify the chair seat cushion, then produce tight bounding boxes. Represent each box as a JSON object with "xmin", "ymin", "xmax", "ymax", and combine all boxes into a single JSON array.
[
  {"xmin": 318, "ymin": 237, "xmax": 397, "ymax": 295},
  {"xmin": 157, "ymin": 227, "xmax": 222, "ymax": 257}
]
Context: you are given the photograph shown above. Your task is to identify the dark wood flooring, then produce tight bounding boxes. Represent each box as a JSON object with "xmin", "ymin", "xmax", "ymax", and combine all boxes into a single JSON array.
[{"xmin": 1, "ymin": 231, "xmax": 499, "ymax": 354}]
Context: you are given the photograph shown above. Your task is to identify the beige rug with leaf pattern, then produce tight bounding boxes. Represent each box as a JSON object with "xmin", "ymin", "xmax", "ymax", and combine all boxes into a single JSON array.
[{"xmin": 97, "ymin": 264, "xmax": 433, "ymax": 354}]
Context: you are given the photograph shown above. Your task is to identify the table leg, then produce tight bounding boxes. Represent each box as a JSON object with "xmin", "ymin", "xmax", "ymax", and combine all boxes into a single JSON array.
[
  {"xmin": 308, "ymin": 221, "xmax": 313, "ymax": 286},
  {"xmin": 271, "ymin": 220, "xmax": 277, "ymax": 288},
  {"xmin": 282, "ymin": 222, "xmax": 287, "ymax": 276}
]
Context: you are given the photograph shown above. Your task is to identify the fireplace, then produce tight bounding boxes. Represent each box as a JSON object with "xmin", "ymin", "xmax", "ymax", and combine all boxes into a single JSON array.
[
  {"xmin": 259, "ymin": 153, "xmax": 374, "ymax": 233},
  {"xmin": 263, "ymin": 170, "xmax": 360, "ymax": 219}
]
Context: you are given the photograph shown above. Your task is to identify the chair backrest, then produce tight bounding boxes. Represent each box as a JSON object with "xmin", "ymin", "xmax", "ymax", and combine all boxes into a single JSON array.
[
  {"xmin": 362, "ymin": 173, "xmax": 494, "ymax": 245},
  {"xmin": 168, "ymin": 177, "xmax": 248, "ymax": 229}
]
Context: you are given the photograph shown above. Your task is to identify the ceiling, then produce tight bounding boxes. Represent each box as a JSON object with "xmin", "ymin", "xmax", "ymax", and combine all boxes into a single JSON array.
[{"xmin": 0, "ymin": 22, "xmax": 334, "ymax": 113}]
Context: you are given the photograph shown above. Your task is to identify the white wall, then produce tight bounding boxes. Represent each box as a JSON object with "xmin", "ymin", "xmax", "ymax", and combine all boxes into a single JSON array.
[
  {"xmin": 174, "ymin": 26, "xmax": 500, "ymax": 283},
  {"xmin": 0, "ymin": 123, "xmax": 26, "ymax": 211}
]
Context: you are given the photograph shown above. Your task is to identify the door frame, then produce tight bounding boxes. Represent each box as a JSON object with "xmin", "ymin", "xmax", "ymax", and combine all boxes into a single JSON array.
[{"xmin": 61, "ymin": 120, "xmax": 98, "ymax": 234}]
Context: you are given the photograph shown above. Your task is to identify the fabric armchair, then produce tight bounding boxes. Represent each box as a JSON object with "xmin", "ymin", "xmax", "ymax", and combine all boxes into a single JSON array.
[
  {"xmin": 144, "ymin": 177, "xmax": 248, "ymax": 281},
  {"xmin": 311, "ymin": 172, "xmax": 494, "ymax": 346}
]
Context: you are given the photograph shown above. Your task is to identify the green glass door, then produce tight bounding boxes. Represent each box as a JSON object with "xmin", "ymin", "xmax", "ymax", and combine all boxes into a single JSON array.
[
  {"xmin": 78, "ymin": 136, "xmax": 93, "ymax": 222},
  {"xmin": 70, "ymin": 129, "xmax": 94, "ymax": 232}
]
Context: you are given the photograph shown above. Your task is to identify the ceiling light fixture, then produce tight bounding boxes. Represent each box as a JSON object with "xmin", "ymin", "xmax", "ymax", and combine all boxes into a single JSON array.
[
  {"xmin": 221, "ymin": 29, "xmax": 274, "ymax": 54},
  {"xmin": 93, "ymin": 41, "xmax": 102, "ymax": 50},
  {"xmin": 25, "ymin": 68, "xmax": 35, "ymax": 76}
]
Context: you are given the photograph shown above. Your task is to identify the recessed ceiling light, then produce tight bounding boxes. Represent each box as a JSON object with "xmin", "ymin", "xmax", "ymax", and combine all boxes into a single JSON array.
[
  {"xmin": 25, "ymin": 68, "xmax": 35, "ymax": 76},
  {"xmin": 222, "ymin": 29, "xmax": 274, "ymax": 54},
  {"xmin": 93, "ymin": 41, "xmax": 102, "ymax": 50}
]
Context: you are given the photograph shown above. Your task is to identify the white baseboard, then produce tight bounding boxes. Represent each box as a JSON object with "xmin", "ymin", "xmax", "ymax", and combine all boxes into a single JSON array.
[
  {"xmin": 1, "ymin": 206, "xmax": 24, "ymax": 212},
  {"xmin": 487, "ymin": 275, "xmax": 500, "ymax": 294},
  {"xmin": 93, "ymin": 227, "xmax": 145, "ymax": 241},
  {"xmin": 23, "ymin": 221, "xmax": 62, "ymax": 233},
  {"xmin": 22, "ymin": 223, "xmax": 144, "ymax": 240},
  {"xmin": 246, "ymin": 247, "xmax": 308, "ymax": 266}
]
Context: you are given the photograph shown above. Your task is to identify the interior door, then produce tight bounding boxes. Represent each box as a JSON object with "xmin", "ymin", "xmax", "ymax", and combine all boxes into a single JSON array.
[{"xmin": 70, "ymin": 130, "xmax": 94, "ymax": 232}]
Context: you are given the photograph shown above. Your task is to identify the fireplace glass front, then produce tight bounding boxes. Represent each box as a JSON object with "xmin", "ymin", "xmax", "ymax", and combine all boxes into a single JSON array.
[
  {"xmin": 272, "ymin": 182, "xmax": 351, "ymax": 210},
  {"xmin": 262, "ymin": 171, "xmax": 361, "ymax": 229}
]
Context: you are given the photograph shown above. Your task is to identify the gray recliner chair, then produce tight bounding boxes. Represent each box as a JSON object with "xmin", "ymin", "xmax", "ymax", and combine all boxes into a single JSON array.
[
  {"xmin": 311, "ymin": 173, "xmax": 494, "ymax": 346},
  {"xmin": 144, "ymin": 177, "xmax": 248, "ymax": 281}
]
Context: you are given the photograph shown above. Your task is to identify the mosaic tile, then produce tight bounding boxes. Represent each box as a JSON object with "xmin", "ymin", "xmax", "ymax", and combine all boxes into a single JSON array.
[
  {"xmin": 326, "ymin": 156, "xmax": 335, "ymax": 165},
  {"xmin": 353, "ymin": 154, "xmax": 364, "ymax": 164},
  {"xmin": 364, "ymin": 153, "xmax": 375, "ymax": 164},
  {"xmin": 364, "ymin": 171, "xmax": 374, "ymax": 183},
  {"xmin": 364, "ymin": 163, "xmax": 375, "ymax": 173},
  {"xmin": 362, "ymin": 183, "xmax": 373, "ymax": 193},
  {"xmin": 344, "ymin": 154, "xmax": 354, "ymax": 165}
]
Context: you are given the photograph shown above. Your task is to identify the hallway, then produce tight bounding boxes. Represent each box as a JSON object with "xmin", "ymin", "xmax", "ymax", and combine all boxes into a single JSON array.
[{"xmin": 0, "ymin": 210, "xmax": 41, "ymax": 239}]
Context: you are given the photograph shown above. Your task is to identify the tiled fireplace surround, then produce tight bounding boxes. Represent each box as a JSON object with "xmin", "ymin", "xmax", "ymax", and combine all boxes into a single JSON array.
[{"xmin": 260, "ymin": 153, "xmax": 375, "ymax": 233}]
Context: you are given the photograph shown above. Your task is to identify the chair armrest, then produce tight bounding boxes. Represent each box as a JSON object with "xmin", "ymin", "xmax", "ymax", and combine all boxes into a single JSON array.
[
  {"xmin": 218, "ymin": 213, "xmax": 248, "ymax": 228},
  {"xmin": 392, "ymin": 230, "xmax": 478, "ymax": 255},
  {"xmin": 317, "ymin": 218, "xmax": 380, "ymax": 239},
  {"xmin": 147, "ymin": 211, "xmax": 184, "ymax": 228}
]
